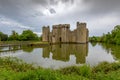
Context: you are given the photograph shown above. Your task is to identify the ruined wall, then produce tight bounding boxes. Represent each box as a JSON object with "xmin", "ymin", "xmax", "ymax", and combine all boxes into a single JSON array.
[{"xmin": 42, "ymin": 26, "xmax": 50, "ymax": 42}]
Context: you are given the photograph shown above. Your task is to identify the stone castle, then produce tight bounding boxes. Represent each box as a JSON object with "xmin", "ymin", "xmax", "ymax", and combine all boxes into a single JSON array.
[{"xmin": 42, "ymin": 22, "xmax": 89, "ymax": 43}]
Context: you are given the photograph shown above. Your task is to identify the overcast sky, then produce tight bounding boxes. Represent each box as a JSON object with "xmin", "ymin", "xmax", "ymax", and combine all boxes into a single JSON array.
[{"xmin": 0, "ymin": 0, "xmax": 120, "ymax": 36}]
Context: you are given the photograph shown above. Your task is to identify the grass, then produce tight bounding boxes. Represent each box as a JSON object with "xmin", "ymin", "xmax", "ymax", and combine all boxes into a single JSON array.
[
  {"xmin": 59, "ymin": 65, "xmax": 91, "ymax": 77},
  {"xmin": 0, "ymin": 57, "xmax": 120, "ymax": 80},
  {"xmin": 0, "ymin": 41, "xmax": 49, "ymax": 44}
]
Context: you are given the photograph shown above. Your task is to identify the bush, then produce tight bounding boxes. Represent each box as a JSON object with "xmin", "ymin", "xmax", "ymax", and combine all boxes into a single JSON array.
[
  {"xmin": 92, "ymin": 62, "xmax": 120, "ymax": 73},
  {"xmin": 59, "ymin": 65, "xmax": 91, "ymax": 77}
]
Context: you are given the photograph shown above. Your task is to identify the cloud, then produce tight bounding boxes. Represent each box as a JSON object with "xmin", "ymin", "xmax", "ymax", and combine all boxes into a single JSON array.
[
  {"xmin": 0, "ymin": 0, "xmax": 120, "ymax": 36},
  {"xmin": 49, "ymin": 8, "xmax": 56, "ymax": 14},
  {"xmin": 33, "ymin": 32, "xmax": 42, "ymax": 36},
  {"xmin": 87, "ymin": 13, "xmax": 120, "ymax": 36},
  {"xmin": 83, "ymin": 0, "xmax": 120, "ymax": 14},
  {"xmin": 0, "ymin": 16, "xmax": 32, "ymax": 29}
]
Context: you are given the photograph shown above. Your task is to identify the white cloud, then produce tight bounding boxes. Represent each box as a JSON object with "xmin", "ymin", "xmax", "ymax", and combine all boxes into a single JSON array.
[
  {"xmin": 0, "ymin": 16, "xmax": 33, "ymax": 29},
  {"xmin": 87, "ymin": 13, "xmax": 120, "ymax": 36},
  {"xmin": 33, "ymin": 32, "xmax": 42, "ymax": 36},
  {"xmin": 0, "ymin": 0, "xmax": 120, "ymax": 36}
]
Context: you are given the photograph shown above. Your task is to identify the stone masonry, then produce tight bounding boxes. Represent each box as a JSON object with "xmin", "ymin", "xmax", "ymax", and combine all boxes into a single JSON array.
[{"xmin": 42, "ymin": 22, "xmax": 89, "ymax": 43}]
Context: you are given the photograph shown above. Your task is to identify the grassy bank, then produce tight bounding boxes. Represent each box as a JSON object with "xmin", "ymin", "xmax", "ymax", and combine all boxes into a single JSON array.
[
  {"xmin": 0, "ymin": 57, "xmax": 120, "ymax": 80},
  {"xmin": 0, "ymin": 41, "xmax": 49, "ymax": 48},
  {"xmin": 0, "ymin": 41, "xmax": 49, "ymax": 44}
]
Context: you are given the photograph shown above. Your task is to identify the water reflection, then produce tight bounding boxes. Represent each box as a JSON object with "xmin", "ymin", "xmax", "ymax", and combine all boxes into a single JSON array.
[
  {"xmin": 98, "ymin": 43, "xmax": 120, "ymax": 59},
  {"xmin": 22, "ymin": 47, "xmax": 34, "ymax": 53},
  {"xmin": 43, "ymin": 44, "xmax": 88, "ymax": 64},
  {"xmin": 0, "ymin": 43, "xmax": 120, "ymax": 69},
  {"xmin": 90, "ymin": 42, "xmax": 97, "ymax": 47},
  {"xmin": 0, "ymin": 46, "xmax": 34, "ymax": 57},
  {"xmin": 0, "ymin": 46, "xmax": 34, "ymax": 53}
]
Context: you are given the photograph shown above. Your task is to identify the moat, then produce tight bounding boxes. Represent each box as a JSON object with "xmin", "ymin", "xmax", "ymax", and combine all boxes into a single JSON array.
[{"xmin": 0, "ymin": 43, "xmax": 120, "ymax": 69}]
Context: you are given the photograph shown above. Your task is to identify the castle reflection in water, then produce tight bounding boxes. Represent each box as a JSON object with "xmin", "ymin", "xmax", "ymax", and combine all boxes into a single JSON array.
[{"xmin": 43, "ymin": 44, "xmax": 88, "ymax": 64}]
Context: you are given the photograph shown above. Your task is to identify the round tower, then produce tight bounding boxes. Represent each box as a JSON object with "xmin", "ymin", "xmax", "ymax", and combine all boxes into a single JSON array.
[{"xmin": 42, "ymin": 26, "xmax": 50, "ymax": 42}]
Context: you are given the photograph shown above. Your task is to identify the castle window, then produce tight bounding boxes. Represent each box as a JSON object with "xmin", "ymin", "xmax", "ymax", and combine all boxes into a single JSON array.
[{"xmin": 53, "ymin": 35, "xmax": 55, "ymax": 37}]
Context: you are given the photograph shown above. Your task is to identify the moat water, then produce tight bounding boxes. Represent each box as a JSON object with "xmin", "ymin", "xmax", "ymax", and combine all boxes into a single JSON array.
[{"xmin": 0, "ymin": 42, "xmax": 120, "ymax": 69}]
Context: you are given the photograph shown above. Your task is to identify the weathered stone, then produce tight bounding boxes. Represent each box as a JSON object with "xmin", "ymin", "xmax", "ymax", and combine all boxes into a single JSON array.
[
  {"xmin": 42, "ymin": 22, "xmax": 89, "ymax": 43},
  {"xmin": 42, "ymin": 26, "xmax": 50, "ymax": 42}
]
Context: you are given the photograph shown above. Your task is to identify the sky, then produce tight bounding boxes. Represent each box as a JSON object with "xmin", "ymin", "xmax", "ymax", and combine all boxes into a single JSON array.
[{"xmin": 0, "ymin": 0, "xmax": 120, "ymax": 36}]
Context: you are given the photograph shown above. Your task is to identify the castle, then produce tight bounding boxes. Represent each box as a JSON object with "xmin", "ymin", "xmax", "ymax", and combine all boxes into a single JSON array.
[{"xmin": 42, "ymin": 22, "xmax": 89, "ymax": 43}]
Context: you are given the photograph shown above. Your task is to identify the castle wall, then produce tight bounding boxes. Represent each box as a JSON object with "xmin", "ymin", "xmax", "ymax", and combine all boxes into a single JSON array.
[
  {"xmin": 69, "ymin": 31, "xmax": 73, "ymax": 42},
  {"xmin": 52, "ymin": 26, "xmax": 58, "ymax": 43},
  {"xmin": 86, "ymin": 29, "xmax": 89, "ymax": 42},
  {"xmin": 73, "ymin": 30, "xmax": 77, "ymax": 42},
  {"xmin": 42, "ymin": 22, "xmax": 89, "ymax": 43},
  {"xmin": 69, "ymin": 30, "xmax": 76, "ymax": 43},
  {"xmin": 52, "ymin": 25, "xmax": 62, "ymax": 43},
  {"xmin": 61, "ymin": 24, "xmax": 70, "ymax": 43},
  {"xmin": 49, "ymin": 32, "xmax": 52, "ymax": 42}
]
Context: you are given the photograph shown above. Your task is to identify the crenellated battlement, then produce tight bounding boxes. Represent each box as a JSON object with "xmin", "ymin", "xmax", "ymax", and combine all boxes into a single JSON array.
[
  {"xmin": 43, "ymin": 26, "xmax": 49, "ymax": 29},
  {"xmin": 77, "ymin": 22, "xmax": 86, "ymax": 28},
  {"xmin": 52, "ymin": 24, "xmax": 70, "ymax": 29}
]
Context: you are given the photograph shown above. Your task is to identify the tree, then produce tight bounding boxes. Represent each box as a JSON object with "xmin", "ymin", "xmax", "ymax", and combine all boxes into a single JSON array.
[
  {"xmin": 19, "ymin": 30, "xmax": 39, "ymax": 41},
  {"xmin": 97, "ymin": 25, "xmax": 120, "ymax": 44},
  {"xmin": 111, "ymin": 25, "xmax": 120, "ymax": 44},
  {"xmin": 8, "ymin": 30, "xmax": 19, "ymax": 41},
  {"xmin": 0, "ymin": 32, "xmax": 8, "ymax": 41}
]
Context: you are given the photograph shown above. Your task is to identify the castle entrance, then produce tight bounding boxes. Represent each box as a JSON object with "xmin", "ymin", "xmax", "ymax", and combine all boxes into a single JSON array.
[{"xmin": 59, "ymin": 37, "xmax": 62, "ymax": 43}]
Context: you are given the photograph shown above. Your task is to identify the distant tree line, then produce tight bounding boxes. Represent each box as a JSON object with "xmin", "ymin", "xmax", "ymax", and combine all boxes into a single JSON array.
[
  {"xmin": 0, "ymin": 30, "xmax": 42, "ymax": 41},
  {"xmin": 89, "ymin": 25, "xmax": 120, "ymax": 45}
]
